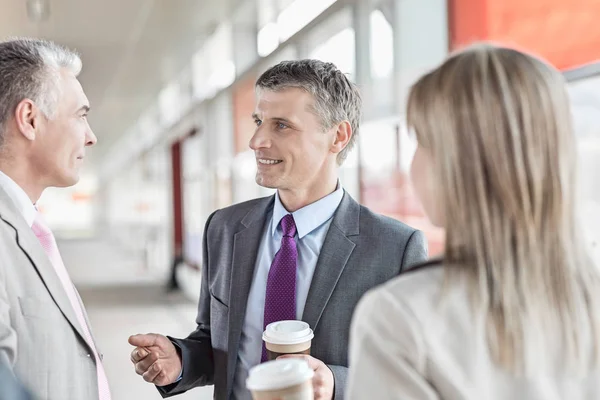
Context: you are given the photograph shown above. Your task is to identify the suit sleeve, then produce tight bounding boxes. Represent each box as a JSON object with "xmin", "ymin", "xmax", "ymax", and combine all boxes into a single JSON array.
[
  {"xmin": 0, "ymin": 245, "xmax": 17, "ymax": 370},
  {"xmin": 400, "ymin": 230, "xmax": 428, "ymax": 272},
  {"xmin": 347, "ymin": 289, "xmax": 440, "ymax": 400},
  {"xmin": 328, "ymin": 364, "xmax": 348, "ymax": 399},
  {"xmin": 158, "ymin": 211, "xmax": 218, "ymax": 398}
]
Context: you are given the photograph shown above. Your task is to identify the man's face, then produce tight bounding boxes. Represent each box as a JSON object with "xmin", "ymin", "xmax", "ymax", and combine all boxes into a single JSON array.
[
  {"xmin": 32, "ymin": 69, "xmax": 97, "ymax": 188},
  {"xmin": 250, "ymin": 88, "xmax": 337, "ymax": 191}
]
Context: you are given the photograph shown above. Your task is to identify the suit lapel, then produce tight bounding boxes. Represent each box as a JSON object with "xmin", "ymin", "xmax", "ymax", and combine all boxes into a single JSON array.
[
  {"xmin": 227, "ymin": 196, "xmax": 274, "ymax": 395},
  {"xmin": 302, "ymin": 193, "xmax": 359, "ymax": 330},
  {"xmin": 0, "ymin": 188, "xmax": 90, "ymax": 345},
  {"xmin": 74, "ymin": 286, "xmax": 102, "ymax": 357}
]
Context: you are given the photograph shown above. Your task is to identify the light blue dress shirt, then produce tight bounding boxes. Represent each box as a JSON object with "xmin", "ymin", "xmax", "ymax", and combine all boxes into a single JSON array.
[{"xmin": 232, "ymin": 185, "xmax": 345, "ymax": 399}]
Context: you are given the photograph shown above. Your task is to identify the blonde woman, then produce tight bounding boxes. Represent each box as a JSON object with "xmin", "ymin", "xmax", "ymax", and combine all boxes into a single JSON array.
[{"xmin": 347, "ymin": 44, "xmax": 600, "ymax": 399}]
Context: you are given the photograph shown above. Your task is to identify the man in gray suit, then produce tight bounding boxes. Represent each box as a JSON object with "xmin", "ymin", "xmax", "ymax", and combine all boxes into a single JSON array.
[
  {"xmin": 129, "ymin": 60, "xmax": 427, "ymax": 400},
  {"xmin": 0, "ymin": 38, "xmax": 110, "ymax": 399}
]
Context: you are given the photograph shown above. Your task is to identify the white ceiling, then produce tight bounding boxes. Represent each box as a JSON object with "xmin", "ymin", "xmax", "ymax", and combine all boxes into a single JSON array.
[{"xmin": 0, "ymin": 0, "xmax": 233, "ymax": 166}]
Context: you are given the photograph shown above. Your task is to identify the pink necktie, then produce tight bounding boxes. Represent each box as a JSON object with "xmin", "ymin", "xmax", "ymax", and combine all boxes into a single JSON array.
[{"xmin": 32, "ymin": 212, "xmax": 111, "ymax": 400}]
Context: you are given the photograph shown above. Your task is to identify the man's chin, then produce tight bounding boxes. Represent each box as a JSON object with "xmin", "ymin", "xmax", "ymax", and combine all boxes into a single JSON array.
[
  {"xmin": 53, "ymin": 174, "xmax": 80, "ymax": 188},
  {"xmin": 255, "ymin": 175, "xmax": 278, "ymax": 189}
]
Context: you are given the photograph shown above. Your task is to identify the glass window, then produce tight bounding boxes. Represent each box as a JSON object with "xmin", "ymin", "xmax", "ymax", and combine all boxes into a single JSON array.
[
  {"xmin": 309, "ymin": 28, "xmax": 355, "ymax": 78},
  {"xmin": 257, "ymin": 22, "xmax": 280, "ymax": 57},
  {"xmin": 370, "ymin": 9, "xmax": 393, "ymax": 79},
  {"xmin": 256, "ymin": 0, "xmax": 339, "ymax": 57},
  {"xmin": 568, "ymin": 73, "xmax": 600, "ymax": 260},
  {"xmin": 258, "ymin": 0, "xmax": 277, "ymax": 28},
  {"xmin": 278, "ymin": 0, "xmax": 337, "ymax": 42},
  {"xmin": 359, "ymin": 118, "xmax": 445, "ymax": 256},
  {"xmin": 158, "ymin": 81, "xmax": 183, "ymax": 127},
  {"xmin": 193, "ymin": 22, "xmax": 236, "ymax": 100}
]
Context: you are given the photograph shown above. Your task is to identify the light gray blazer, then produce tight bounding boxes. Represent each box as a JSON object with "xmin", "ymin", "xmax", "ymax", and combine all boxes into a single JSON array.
[
  {"xmin": 161, "ymin": 192, "xmax": 427, "ymax": 400},
  {"xmin": 0, "ymin": 186, "xmax": 102, "ymax": 400}
]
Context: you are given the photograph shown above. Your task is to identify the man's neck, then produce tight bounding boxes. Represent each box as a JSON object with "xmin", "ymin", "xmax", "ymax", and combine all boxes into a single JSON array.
[
  {"xmin": 0, "ymin": 160, "xmax": 43, "ymax": 203},
  {"xmin": 278, "ymin": 178, "xmax": 338, "ymax": 213}
]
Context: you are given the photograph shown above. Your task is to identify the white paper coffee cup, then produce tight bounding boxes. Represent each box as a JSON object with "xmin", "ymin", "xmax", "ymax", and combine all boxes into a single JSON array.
[
  {"xmin": 262, "ymin": 320, "xmax": 314, "ymax": 360},
  {"xmin": 247, "ymin": 358, "xmax": 314, "ymax": 400}
]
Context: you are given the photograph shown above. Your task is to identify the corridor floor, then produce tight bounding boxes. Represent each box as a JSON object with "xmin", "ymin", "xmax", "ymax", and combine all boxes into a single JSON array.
[{"xmin": 80, "ymin": 285, "xmax": 214, "ymax": 400}]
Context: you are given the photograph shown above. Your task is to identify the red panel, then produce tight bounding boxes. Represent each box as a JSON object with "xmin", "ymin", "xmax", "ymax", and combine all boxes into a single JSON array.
[
  {"xmin": 488, "ymin": 0, "xmax": 600, "ymax": 69},
  {"xmin": 233, "ymin": 76, "xmax": 258, "ymax": 154},
  {"xmin": 171, "ymin": 141, "xmax": 184, "ymax": 253},
  {"xmin": 450, "ymin": 0, "xmax": 600, "ymax": 70},
  {"xmin": 448, "ymin": 0, "xmax": 490, "ymax": 49}
]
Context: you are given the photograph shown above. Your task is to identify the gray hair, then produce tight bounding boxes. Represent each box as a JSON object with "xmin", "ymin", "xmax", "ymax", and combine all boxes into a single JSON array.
[
  {"xmin": 256, "ymin": 59, "xmax": 362, "ymax": 164},
  {"xmin": 0, "ymin": 38, "xmax": 82, "ymax": 140}
]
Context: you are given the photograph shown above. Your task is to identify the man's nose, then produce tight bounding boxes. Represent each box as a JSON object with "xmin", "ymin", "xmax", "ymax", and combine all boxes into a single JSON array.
[
  {"xmin": 249, "ymin": 128, "xmax": 270, "ymax": 150},
  {"xmin": 85, "ymin": 126, "xmax": 97, "ymax": 146}
]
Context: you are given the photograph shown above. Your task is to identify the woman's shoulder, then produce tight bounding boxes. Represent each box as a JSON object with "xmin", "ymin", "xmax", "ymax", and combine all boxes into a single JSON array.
[
  {"xmin": 350, "ymin": 259, "xmax": 449, "ymax": 363},
  {"xmin": 355, "ymin": 260, "xmax": 445, "ymax": 322},
  {"xmin": 352, "ymin": 258, "xmax": 480, "ymax": 373},
  {"xmin": 383, "ymin": 258, "xmax": 446, "ymax": 300},
  {"xmin": 355, "ymin": 258, "xmax": 472, "ymax": 334}
]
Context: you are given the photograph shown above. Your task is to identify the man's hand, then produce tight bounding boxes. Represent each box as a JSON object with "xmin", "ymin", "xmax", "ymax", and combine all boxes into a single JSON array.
[
  {"xmin": 278, "ymin": 355, "xmax": 334, "ymax": 400},
  {"xmin": 128, "ymin": 333, "xmax": 182, "ymax": 387}
]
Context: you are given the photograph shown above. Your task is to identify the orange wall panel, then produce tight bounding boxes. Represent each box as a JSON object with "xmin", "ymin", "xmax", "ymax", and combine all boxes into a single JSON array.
[
  {"xmin": 450, "ymin": 0, "xmax": 600, "ymax": 70},
  {"xmin": 233, "ymin": 76, "xmax": 258, "ymax": 154},
  {"xmin": 449, "ymin": 0, "xmax": 490, "ymax": 49}
]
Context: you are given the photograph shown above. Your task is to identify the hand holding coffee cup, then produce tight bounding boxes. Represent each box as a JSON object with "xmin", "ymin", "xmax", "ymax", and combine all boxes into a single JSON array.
[
  {"xmin": 277, "ymin": 355, "xmax": 334, "ymax": 400},
  {"xmin": 247, "ymin": 358, "xmax": 315, "ymax": 400},
  {"xmin": 263, "ymin": 320, "xmax": 314, "ymax": 360}
]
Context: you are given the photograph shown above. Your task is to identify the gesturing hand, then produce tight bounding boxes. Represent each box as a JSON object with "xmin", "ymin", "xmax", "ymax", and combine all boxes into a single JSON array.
[{"xmin": 128, "ymin": 333, "xmax": 182, "ymax": 387}]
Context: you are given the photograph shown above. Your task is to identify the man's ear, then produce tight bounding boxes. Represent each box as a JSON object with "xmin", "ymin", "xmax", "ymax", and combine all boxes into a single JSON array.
[
  {"xmin": 14, "ymin": 99, "xmax": 39, "ymax": 141},
  {"xmin": 330, "ymin": 121, "xmax": 352, "ymax": 155}
]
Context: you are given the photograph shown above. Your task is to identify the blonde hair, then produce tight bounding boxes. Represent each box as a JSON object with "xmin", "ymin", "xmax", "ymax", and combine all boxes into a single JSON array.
[{"xmin": 407, "ymin": 43, "xmax": 600, "ymax": 374}]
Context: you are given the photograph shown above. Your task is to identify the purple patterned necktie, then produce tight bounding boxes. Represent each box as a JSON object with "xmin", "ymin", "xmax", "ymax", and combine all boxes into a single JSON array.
[{"xmin": 261, "ymin": 213, "xmax": 298, "ymax": 362}]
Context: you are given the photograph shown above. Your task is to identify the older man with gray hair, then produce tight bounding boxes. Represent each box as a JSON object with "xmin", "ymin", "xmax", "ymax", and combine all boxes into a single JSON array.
[
  {"xmin": 0, "ymin": 38, "xmax": 109, "ymax": 400},
  {"xmin": 130, "ymin": 59, "xmax": 427, "ymax": 400}
]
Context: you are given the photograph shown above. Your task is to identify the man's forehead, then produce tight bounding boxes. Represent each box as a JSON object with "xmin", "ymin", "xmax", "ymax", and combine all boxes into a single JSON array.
[
  {"xmin": 56, "ymin": 71, "xmax": 89, "ymax": 112},
  {"xmin": 254, "ymin": 87, "xmax": 314, "ymax": 114}
]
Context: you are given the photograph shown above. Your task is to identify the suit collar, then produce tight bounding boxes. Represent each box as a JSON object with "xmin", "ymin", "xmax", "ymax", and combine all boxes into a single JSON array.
[
  {"xmin": 227, "ymin": 196, "xmax": 274, "ymax": 395},
  {"xmin": 0, "ymin": 186, "xmax": 92, "ymax": 350},
  {"xmin": 0, "ymin": 171, "xmax": 36, "ymax": 227},
  {"xmin": 272, "ymin": 186, "xmax": 345, "ymax": 240},
  {"xmin": 0, "ymin": 185, "xmax": 30, "ymax": 232},
  {"xmin": 241, "ymin": 196, "xmax": 274, "ymax": 228},
  {"xmin": 302, "ymin": 192, "xmax": 359, "ymax": 330},
  {"xmin": 330, "ymin": 191, "xmax": 360, "ymax": 236}
]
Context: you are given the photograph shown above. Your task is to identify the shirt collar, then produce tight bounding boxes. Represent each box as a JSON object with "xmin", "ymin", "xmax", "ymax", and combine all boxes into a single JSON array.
[
  {"xmin": 0, "ymin": 170, "xmax": 37, "ymax": 227},
  {"xmin": 272, "ymin": 182, "xmax": 344, "ymax": 239}
]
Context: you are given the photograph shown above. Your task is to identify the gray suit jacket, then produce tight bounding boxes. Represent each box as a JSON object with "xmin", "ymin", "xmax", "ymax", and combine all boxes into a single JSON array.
[
  {"xmin": 161, "ymin": 192, "xmax": 427, "ymax": 399},
  {"xmin": 0, "ymin": 186, "xmax": 102, "ymax": 400}
]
